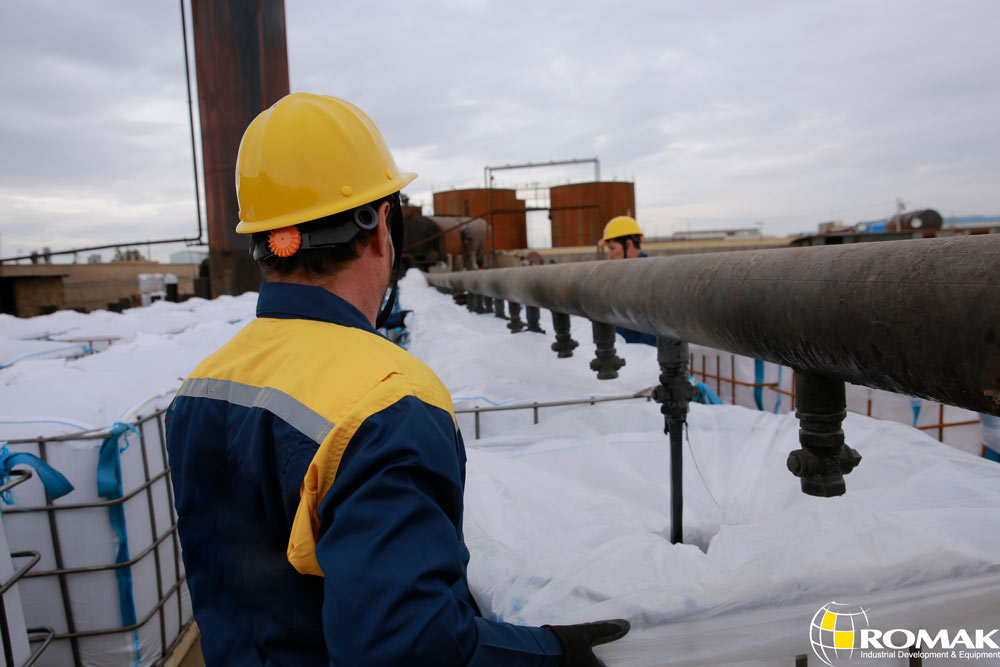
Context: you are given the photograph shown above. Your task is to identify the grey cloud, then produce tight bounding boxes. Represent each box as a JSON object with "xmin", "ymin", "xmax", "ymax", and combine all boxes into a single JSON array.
[{"xmin": 2, "ymin": 0, "xmax": 998, "ymax": 259}]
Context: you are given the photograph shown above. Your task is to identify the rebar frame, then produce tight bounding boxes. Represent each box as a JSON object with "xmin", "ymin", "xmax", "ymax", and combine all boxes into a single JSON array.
[
  {"xmin": 455, "ymin": 389, "xmax": 654, "ymax": 440},
  {"xmin": 0, "ymin": 470, "xmax": 56, "ymax": 667},
  {"xmin": 687, "ymin": 353, "xmax": 983, "ymax": 444},
  {"xmin": 2, "ymin": 409, "xmax": 191, "ymax": 666}
]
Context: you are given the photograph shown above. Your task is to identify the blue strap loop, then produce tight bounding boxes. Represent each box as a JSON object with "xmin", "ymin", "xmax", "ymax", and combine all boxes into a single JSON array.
[
  {"xmin": 753, "ymin": 359, "xmax": 765, "ymax": 411},
  {"xmin": 690, "ymin": 379, "xmax": 724, "ymax": 405},
  {"xmin": 773, "ymin": 366, "xmax": 784, "ymax": 414},
  {"xmin": 97, "ymin": 423, "xmax": 141, "ymax": 632},
  {"xmin": 910, "ymin": 397, "xmax": 922, "ymax": 427},
  {"xmin": 0, "ymin": 442, "xmax": 74, "ymax": 505}
]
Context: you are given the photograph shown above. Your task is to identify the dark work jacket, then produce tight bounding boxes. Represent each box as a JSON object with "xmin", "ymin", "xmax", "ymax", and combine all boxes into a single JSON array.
[
  {"xmin": 615, "ymin": 252, "xmax": 657, "ymax": 346},
  {"xmin": 166, "ymin": 282, "xmax": 561, "ymax": 666}
]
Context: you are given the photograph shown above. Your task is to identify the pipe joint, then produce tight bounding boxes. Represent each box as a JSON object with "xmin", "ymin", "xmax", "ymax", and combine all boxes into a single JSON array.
[
  {"xmin": 590, "ymin": 321, "xmax": 626, "ymax": 379},
  {"xmin": 507, "ymin": 302, "xmax": 525, "ymax": 333},
  {"xmin": 551, "ymin": 312, "xmax": 578, "ymax": 358}
]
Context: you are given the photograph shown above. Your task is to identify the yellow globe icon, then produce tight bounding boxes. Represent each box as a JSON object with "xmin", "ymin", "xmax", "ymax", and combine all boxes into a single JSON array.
[{"xmin": 810, "ymin": 601, "xmax": 870, "ymax": 666}]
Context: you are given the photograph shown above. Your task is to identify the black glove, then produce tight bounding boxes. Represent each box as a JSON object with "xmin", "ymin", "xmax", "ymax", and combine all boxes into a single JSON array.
[{"xmin": 543, "ymin": 619, "xmax": 630, "ymax": 667}]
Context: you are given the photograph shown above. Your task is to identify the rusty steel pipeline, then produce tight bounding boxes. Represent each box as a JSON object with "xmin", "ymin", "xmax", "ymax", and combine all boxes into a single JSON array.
[{"xmin": 426, "ymin": 234, "xmax": 1000, "ymax": 417}]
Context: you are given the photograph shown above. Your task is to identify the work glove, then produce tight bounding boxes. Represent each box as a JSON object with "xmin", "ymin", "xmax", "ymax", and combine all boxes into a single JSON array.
[{"xmin": 543, "ymin": 619, "xmax": 630, "ymax": 667}]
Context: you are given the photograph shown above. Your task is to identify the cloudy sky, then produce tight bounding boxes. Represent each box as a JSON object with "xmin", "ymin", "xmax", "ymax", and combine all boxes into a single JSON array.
[{"xmin": 2, "ymin": 0, "xmax": 998, "ymax": 261}]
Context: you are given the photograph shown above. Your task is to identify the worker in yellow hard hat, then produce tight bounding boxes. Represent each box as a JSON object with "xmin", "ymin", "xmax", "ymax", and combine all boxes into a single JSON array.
[
  {"xmin": 165, "ymin": 93, "xmax": 629, "ymax": 666},
  {"xmin": 599, "ymin": 216, "xmax": 654, "ymax": 345},
  {"xmin": 599, "ymin": 215, "xmax": 645, "ymax": 260}
]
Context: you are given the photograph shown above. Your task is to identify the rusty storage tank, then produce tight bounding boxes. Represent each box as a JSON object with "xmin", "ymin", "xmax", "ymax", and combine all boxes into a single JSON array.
[
  {"xmin": 550, "ymin": 181, "xmax": 636, "ymax": 247},
  {"xmin": 433, "ymin": 188, "xmax": 527, "ymax": 250}
]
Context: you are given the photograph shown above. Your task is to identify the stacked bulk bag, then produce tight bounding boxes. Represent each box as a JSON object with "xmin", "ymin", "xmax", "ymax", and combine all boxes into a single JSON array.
[{"xmin": 1, "ymin": 400, "xmax": 191, "ymax": 667}]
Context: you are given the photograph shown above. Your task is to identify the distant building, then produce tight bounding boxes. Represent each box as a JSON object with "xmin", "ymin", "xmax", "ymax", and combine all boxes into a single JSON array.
[
  {"xmin": 671, "ymin": 228, "xmax": 763, "ymax": 241},
  {"xmin": 169, "ymin": 249, "xmax": 209, "ymax": 264},
  {"xmin": 0, "ymin": 262, "xmax": 199, "ymax": 317},
  {"xmin": 817, "ymin": 220, "xmax": 850, "ymax": 234}
]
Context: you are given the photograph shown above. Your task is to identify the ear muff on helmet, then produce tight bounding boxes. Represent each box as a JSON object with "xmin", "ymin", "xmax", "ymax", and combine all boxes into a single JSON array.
[
  {"xmin": 250, "ymin": 193, "xmax": 405, "ymax": 331},
  {"xmin": 376, "ymin": 194, "xmax": 405, "ymax": 330},
  {"xmin": 252, "ymin": 203, "xmax": 381, "ymax": 261},
  {"xmin": 268, "ymin": 227, "xmax": 302, "ymax": 258}
]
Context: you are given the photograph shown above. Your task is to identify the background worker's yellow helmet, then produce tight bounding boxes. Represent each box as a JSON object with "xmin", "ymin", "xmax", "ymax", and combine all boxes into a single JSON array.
[
  {"xmin": 600, "ymin": 216, "xmax": 643, "ymax": 245},
  {"xmin": 235, "ymin": 93, "xmax": 417, "ymax": 234}
]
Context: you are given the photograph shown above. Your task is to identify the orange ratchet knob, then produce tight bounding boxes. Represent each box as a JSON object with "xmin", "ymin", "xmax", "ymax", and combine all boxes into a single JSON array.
[{"xmin": 268, "ymin": 226, "xmax": 302, "ymax": 257}]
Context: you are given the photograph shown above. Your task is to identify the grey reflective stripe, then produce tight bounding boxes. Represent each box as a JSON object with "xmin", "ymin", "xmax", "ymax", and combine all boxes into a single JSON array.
[{"xmin": 177, "ymin": 377, "xmax": 334, "ymax": 444}]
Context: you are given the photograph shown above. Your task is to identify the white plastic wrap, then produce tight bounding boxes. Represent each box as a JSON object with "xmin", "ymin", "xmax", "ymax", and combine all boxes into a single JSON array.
[
  {"xmin": 0, "ymin": 339, "xmax": 89, "ymax": 368},
  {"xmin": 458, "ymin": 397, "xmax": 1000, "ymax": 665}
]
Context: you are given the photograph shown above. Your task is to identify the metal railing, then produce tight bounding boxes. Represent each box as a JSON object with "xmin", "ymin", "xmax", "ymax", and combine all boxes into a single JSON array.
[
  {"xmin": 2, "ymin": 408, "xmax": 191, "ymax": 666},
  {"xmin": 455, "ymin": 389, "xmax": 654, "ymax": 440}
]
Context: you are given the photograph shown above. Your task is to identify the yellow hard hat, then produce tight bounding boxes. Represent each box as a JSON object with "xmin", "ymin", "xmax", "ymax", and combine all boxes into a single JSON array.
[
  {"xmin": 600, "ymin": 216, "xmax": 642, "ymax": 245},
  {"xmin": 235, "ymin": 93, "xmax": 417, "ymax": 234}
]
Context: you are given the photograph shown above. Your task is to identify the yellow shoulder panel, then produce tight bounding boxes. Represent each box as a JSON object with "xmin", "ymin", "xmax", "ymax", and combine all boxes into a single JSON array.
[
  {"xmin": 186, "ymin": 316, "xmax": 457, "ymax": 577},
  {"xmin": 189, "ymin": 318, "xmax": 454, "ymax": 426}
]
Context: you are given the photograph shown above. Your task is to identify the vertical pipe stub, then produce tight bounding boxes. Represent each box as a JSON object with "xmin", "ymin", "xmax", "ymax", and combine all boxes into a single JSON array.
[
  {"xmin": 507, "ymin": 302, "xmax": 525, "ymax": 333},
  {"xmin": 493, "ymin": 297, "xmax": 507, "ymax": 319},
  {"xmin": 787, "ymin": 370, "xmax": 862, "ymax": 497},
  {"xmin": 590, "ymin": 321, "xmax": 626, "ymax": 379},
  {"xmin": 526, "ymin": 306, "xmax": 545, "ymax": 333},
  {"xmin": 652, "ymin": 335, "xmax": 695, "ymax": 545},
  {"xmin": 550, "ymin": 312, "xmax": 579, "ymax": 358}
]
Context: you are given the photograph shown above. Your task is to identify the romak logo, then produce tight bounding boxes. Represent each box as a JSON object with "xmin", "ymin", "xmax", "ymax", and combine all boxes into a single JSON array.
[
  {"xmin": 809, "ymin": 601, "xmax": 869, "ymax": 666},
  {"xmin": 809, "ymin": 601, "xmax": 1000, "ymax": 664}
]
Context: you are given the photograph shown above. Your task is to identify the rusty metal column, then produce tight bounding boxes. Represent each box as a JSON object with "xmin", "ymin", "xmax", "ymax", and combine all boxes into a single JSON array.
[
  {"xmin": 192, "ymin": 0, "xmax": 289, "ymax": 298},
  {"xmin": 591, "ymin": 321, "xmax": 625, "ymax": 379},
  {"xmin": 526, "ymin": 306, "xmax": 545, "ymax": 333},
  {"xmin": 653, "ymin": 336, "xmax": 696, "ymax": 544},
  {"xmin": 551, "ymin": 312, "xmax": 578, "ymax": 357},
  {"xmin": 507, "ymin": 302, "xmax": 525, "ymax": 333},
  {"xmin": 787, "ymin": 371, "xmax": 862, "ymax": 496}
]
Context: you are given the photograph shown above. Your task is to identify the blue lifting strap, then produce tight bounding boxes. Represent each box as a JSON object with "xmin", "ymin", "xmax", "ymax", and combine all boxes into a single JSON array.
[
  {"xmin": 0, "ymin": 443, "xmax": 74, "ymax": 504},
  {"xmin": 753, "ymin": 359, "xmax": 766, "ymax": 411},
  {"xmin": 693, "ymin": 381, "xmax": 724, "ymax": 405},
  {"xmin": 97, "ymin": 423, "xmax": 143, "ymax": 665},
  {"xmin": 910, "ymin": 397, "xmax": 922, "ymax": 427}
]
